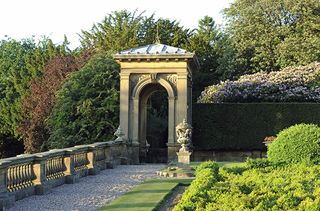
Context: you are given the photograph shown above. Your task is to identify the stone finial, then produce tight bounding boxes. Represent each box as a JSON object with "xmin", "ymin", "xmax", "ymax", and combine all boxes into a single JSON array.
[
  {"xmin": 176, "ymin": 119, "xmax": 192, "ymax": 152},
  {"xmin": 114, "ymin": 126, "xmax": 126, "ymax": 143}
]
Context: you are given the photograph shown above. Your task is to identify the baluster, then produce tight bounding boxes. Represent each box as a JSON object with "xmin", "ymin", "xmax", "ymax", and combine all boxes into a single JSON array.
[
  {"xmin": 13, "ymin": 166, "xmax": 17, "ymax": 191},
  {"xmin": 48, "ymin": 159, "xmax": 52, "ymax": 178},
  {"xmin": 53, "ymin": 158, "xmax": 57, "ymax": 177},
  {"xmin": 14, "ymin": 166, "xmax": 18, "ymax": 190},
  {"xmin": 26, "ymin": 163, "xmax": 31, "ymax": 186},
  {"xmin": 7, "ymin": 167, "xmax": 13, "ymax": 191},
  {"xmin": 21, "ymin": 164, "xmax": 26, "ymax": 188},
  {"xmin": 28, "ymin": 163, "xmax": 33, "ymax": 185},
  {"xmin": 18, "ymin": 165, "xmax": 23, "ymax": 190},
  {"xmin": 45, "ymin": 161, "xmax": 48, "ymax": 179},
  {"xmin": 59, "ymin": 157, "xmax": 64, "ymax": 173},
  {"xmin": 50, "ymin": 158, "xmax": 54, "ymax": 178}
]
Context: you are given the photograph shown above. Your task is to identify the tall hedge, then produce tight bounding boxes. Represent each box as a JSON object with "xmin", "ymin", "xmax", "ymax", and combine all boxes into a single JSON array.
[{"xmin": 192, "ymin": 103, "xmax": 320, "ymax": 150}]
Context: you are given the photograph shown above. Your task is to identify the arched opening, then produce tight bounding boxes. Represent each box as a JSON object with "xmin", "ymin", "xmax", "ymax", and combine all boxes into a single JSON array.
[{"xmin": 139, "ymin": 83, "xmax": 168, "ymax": 163}]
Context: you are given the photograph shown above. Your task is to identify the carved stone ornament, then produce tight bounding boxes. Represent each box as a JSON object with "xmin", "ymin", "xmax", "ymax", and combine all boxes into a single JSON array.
[
  {"xmin": 150, "ymin": 73, "xmax": 157, "ymax": 83},
  {"xmin": 138, "ymin": 74, "xmax": 150, "ymax": 82},
  {"xmin": 114, "ymin": 126, "xmax": 126, "ymax": 143},
  {"xmin": 166, "ymin": 74, "xmax": 177, "ymax": 85},
  {"xmin": 175, "ymin": 119, "xmax": 192, "ymax": 152}
]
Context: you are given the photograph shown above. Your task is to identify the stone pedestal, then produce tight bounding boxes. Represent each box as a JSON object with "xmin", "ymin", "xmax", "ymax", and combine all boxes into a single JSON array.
[
  {"xmin": 177, "ymin": 151, "xmax": 192, "ymax": 164},
  {"xmin": 130, "ymin": 142, "xmax": 140, "ymax": 164}
]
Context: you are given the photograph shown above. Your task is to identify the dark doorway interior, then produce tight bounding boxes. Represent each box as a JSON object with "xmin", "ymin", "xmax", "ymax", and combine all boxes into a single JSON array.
[{"xmin": 146, "ymin": 86, "xmax": 168, "ymax": 163}]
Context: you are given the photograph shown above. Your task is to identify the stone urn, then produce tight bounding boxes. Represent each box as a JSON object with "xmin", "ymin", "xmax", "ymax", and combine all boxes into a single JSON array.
[
  {"xmin": 176, "ymin": 119, "xmax": 192, "ymax": 164},
  {"xmin": 176, "ymin": 119, "xmax": 192, "ymax": 152}
]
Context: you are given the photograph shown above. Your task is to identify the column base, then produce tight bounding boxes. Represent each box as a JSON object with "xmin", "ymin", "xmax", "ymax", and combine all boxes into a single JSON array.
[{"xmin": 128, "ymin": 143, "xmax": 140, "ymax": 164}]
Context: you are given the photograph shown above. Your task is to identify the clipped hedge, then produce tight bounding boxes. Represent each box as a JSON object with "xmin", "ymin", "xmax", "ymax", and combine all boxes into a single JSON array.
[
  {"xmin": 192, "ymin": 103, "xmax": 320, "ymax": 150},
  {"xmin": 174, "ymin": 163, "xmax": 320, "ymax": 210},
  {"xmin": 268, "ymin": 124, "xmax": 320, "ymax": 164}
]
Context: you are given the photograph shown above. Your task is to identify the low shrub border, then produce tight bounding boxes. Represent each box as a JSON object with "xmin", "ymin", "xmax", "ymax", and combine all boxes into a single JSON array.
[{"xmin": 174, "ymin": 160, "xmax": 320, "ymax": 210}]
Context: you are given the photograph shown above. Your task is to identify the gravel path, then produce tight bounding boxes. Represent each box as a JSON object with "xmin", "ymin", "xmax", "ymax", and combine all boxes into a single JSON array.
[{"xmin": 7, "ymin": 164, "xmax": 166, "ymax": 211}]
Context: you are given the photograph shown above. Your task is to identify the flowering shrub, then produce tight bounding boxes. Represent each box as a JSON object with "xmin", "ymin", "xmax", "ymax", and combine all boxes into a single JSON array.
[{"xmin": 198, "ymin": 62, "xmax": 320, "ymax": 103}]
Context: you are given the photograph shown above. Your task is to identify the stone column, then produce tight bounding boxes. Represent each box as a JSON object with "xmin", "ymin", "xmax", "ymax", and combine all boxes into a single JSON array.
[
  {"xmin": 119, "ymin": 73, "xmax": 130, "ymax": 140},
  {"xmin": 168, "ymin": 97, "xmax": 176, "ymax": 144},
  {"xmin": 0, "ymin": 161, "xmax": 14, "ymax": 209},
  {"xmin": 33, "ymin": 153, "xmax": 51, "ymax": 195},
  {"xmin": 132, "ymin": 98, "xmax": 140, "ymax": 145},
  {"xmin": 130, "ymin": 98, "xmax": 141, "ymax": 164},
  {"xmin": 176, "ymin": 73, "xmax": 189, "ymax": 123}
]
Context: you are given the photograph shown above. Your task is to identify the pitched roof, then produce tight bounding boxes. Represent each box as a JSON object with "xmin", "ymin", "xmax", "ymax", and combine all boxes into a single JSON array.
[{"xmin": 116, "ymin": 43, "xmax": 193, "ymax": 55}]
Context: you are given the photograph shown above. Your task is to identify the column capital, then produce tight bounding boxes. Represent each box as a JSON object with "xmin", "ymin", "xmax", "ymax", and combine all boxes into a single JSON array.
[{"xmin": 119, "ymin": 72, "xmax": 130, "ymax": 78}]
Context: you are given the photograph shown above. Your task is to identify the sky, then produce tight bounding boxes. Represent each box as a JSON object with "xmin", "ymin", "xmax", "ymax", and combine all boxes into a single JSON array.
[{"xmin": 0, "ymin": 0, "xmax": 234, "ymax": 49}]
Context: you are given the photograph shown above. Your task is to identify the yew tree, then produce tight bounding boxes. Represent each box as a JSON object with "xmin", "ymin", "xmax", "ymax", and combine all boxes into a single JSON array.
[{"xmin": 47, "ymin": 54, "xmax": 119, "ymax": 149}]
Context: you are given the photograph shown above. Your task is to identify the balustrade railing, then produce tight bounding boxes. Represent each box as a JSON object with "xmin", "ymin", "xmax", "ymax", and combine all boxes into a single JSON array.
[
  {"xmin": 7, "ymin": 157, "xmax": 34, "ymax": 192},
  {"xmin": 0, "ymin": 140, "xmax": 129, "ymax": 209}
]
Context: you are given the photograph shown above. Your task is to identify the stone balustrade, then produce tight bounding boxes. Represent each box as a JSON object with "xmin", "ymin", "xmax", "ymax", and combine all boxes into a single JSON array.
[{"xmin": 0, "ymin": 140, "xmax": 130, "ymax": 209}]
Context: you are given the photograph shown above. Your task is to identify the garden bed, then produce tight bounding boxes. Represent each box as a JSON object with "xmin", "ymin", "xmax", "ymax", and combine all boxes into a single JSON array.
[{"xmin": 174, "ymin": 161, "xmax": 320, "ymax": 210}]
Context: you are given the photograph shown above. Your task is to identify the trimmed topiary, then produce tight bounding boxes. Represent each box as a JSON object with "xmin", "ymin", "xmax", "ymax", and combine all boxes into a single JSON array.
[
  {"xmin": 195, "ymin": 161, "xmax": 219, "ymax": 176},
  {"xmin": 268, "ymin": 123, "xmax": 320, "ymax": 164}
]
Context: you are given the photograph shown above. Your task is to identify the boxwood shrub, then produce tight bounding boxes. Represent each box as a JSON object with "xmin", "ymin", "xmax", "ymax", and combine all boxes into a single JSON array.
[
  {"xmin": 268, "ymin": 123, "xmax": 320, "ymax": 164},
  {"xmin": 174, "ymin": 163, "xmax": 320, "ymax": 210}
]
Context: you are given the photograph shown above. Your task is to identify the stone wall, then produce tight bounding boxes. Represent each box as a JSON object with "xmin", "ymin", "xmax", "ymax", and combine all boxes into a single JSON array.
[{"xmin": 192, "ymin": 150, "xmax": 266, "ymax": 162}]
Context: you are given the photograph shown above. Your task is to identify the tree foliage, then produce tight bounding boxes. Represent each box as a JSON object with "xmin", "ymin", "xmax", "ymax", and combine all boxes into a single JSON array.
[
  {"xmin": 47, "ymin": 54, "xmax": 119, "ymax": 149},
  {"xmin": 19, "ymin": 53, "xmax": 89, "ymax": 153},
  {"xmin": 0, "ymin": 37, "xmax": 71, "ymax": 156},
  {"xmin": 183, "ymin": 16, "xmax": 226, "ymax": 100},
  {"xmin": 223, "ymin": 0, "xmax": 320, "ymax": 77},
  {"xmin": 80, "ymin": 10, "xmax": 191, "ymax": 52}
]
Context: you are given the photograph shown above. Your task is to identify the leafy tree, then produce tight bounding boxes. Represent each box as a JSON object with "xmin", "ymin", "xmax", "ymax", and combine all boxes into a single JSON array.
[
  {"xmin": 0, "ymin": 37, "xmax": 70, "ymax": 156},
  {"xmin": 19, "ymin": 54, "xmax": 87, "ymax": 153},
  {"xmin": 0, "ymin": 38, "xmax": 39, "ymax": 137},
  {"xmin": 47, "ymin": 54, "xmax": 119, "ymax": 149},
  {"xmin": 223, "ymin": 0, "xmax": 320, "ymax": 76},
  {"xmin": 183, "ymin": 16, "xmax": 225, "ymax": 100},
  {"xmin": 151, "ymin": 18, "xmax": 191, "ymax": 46},
  {"xmin": 185, "ymin": 16, "xmax": 223, "ymax": 73},
  {"xmin": 80, "ymin": 10, "xmax": 191, "ymax": 52}
]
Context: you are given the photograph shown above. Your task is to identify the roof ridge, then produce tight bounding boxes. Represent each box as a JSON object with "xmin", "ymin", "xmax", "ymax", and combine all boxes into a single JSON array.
[{"xmin": 118, "ymin": 43, "xmax": 191, "ymax": 55}]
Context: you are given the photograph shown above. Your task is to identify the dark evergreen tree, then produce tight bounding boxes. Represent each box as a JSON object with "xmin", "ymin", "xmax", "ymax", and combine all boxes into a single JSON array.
[{"xmin": 47, "ymin": 54, "xmax": 119, "ymax": 149}]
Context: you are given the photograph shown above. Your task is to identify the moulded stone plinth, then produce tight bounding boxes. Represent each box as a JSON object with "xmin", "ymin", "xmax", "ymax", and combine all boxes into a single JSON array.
[{"xmin": 177, "ymin": 151, "xmax": 192, "ymax": 164}]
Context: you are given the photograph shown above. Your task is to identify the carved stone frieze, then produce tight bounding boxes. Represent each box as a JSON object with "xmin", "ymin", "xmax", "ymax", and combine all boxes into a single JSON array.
[{"xmin": 166, "ymin": 74, "xmax": 177, "ymax": 85}]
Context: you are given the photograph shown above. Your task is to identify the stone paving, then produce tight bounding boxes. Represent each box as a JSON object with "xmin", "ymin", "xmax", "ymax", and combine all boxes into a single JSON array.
[{"xmin": 6, "ymin": 164, "xmax": 165, "ymax": 211}]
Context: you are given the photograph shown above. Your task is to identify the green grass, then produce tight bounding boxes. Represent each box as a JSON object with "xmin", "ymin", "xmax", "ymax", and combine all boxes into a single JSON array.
[
  {"xmin": 100, "ymin": 162, "xmax": 243, "ymax": 211},
  {"xmin": 100, "ymin": 178, "xmax": 192, "ymax": 211}
]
